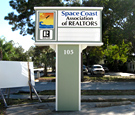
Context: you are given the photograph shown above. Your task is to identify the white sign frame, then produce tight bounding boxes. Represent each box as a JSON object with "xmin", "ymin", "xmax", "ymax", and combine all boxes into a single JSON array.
[{"xmin": 34, "ymin": 7, "xmax": 103, "ymax": 46}]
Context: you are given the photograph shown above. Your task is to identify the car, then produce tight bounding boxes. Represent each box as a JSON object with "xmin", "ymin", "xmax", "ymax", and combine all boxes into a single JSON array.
[
  {"xmin": 86, "ymin": 65, "xmax": 92, "ymax": 72},
  {"xmin": 83, "ymin": 65, "xmax": 88, "ymax": 75},
  {"xmin": 101, "ymin": 64, "xmax": 109, "ymax": 72},
  {"xmin": 91, "ymin": 64, "xmax": 105, "ymax": 75}
]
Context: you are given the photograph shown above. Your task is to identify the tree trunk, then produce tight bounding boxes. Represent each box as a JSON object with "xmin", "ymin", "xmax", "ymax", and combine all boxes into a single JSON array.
[
  {"xmin": 44, "ymin": 64, "xmax": 48, "ymax": 76},
  {"xmin": 86, "ymin": 53, "xmax": 89, "ymax": 66},
  {"xmin": 81, "ymin": 52, "xmax": 84, "ymax": 81},
  {"xmin": 84, "ymin": 51, "xmax": 89, "ymax": 66},
  {"xmin": 0, "ymin": 50, "xmax": 3, "ymax": 60}
]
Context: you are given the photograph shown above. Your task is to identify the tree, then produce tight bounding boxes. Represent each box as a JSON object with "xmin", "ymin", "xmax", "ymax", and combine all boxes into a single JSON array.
[
  {"xmin": 5, "ymin": 0, "xmax": 135, "ymax": 46},
  {"xmin": 4, "ymin": 0, "xmax": 63, "ymax": 39},
  {"xmin": 82, "ymin": 0, "xmax": 135, "ymax": 48},
  {"xmin": 0, "ymin": 37, "xmax": 15, "ymax": 60},
  {"xmin": 0, "ymin": 36, "xmax": 29, "ymax": 61},
  {"xmin": 5, "ymin": 0, "xmax": 135, "ymax": 72},
  {"xmin": 64, "ymin": 0, "xmax": 81, "ymax": 6},
  {"xmin": 104, "ymin": 40, "xmax": 132, "ymax": 71},
  {"xmin": 26, "ymin": 46, "xmax": 35, "ymax": 61},
  {"xmin": 82, "ymin": 0, "xmax": 135, "ymax": 67},
  {"xmin": 11, "ymin": 46, "xmax": 28, "ymax": 61},
  {"xmin": 122, "ymin": 7, "xmax": 135, "ymax": 52},
  {"xmin": 33, "ymin": 46, "xmax": 55, "ymax": 76},
  {"xmin": 83, "ymin": 46, "xmax": 104, "ymax": 66}
]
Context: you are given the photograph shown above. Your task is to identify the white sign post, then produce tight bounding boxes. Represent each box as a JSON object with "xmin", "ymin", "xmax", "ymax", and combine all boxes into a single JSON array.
[{"xmin": 34, "ymin": 7, "xmax": 103, "ymax": 111}]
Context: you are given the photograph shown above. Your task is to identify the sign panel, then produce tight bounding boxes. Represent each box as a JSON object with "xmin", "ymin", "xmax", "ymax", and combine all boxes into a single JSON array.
[
  {"xmin": 40, "ymin": 30, "xmax": 53, "ymax": 39},
  {"xmin": 58, "ymin": 10, "xmax": 100, "ymax": 27},
  {"xmin": 0, "ymin": 61, "xmax": 35, "ymax": 88},
  {"xmin": 35, "ymin": 10, "xmax": 56, "ymax": 42},
  {"xmin": 39, "ymin": 12, "xmax": 54, "ymax": 28},
  {"xmin": 34, "ymin": 7, "xmax": 103, "ymax": 45},
  {"xmin": 58, "ymin": 28, "xmax": 100, "ymax": 41}
]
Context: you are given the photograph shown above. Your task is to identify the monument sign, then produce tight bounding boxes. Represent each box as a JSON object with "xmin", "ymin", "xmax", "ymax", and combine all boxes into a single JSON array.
[{"xmin": 34, "ymin": 7, "xmax": 103, "ymax": 111}]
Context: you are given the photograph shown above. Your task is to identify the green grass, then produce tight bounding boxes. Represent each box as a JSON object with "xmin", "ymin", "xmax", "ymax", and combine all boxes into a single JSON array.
[
  {"xmin": 38, "ymin": 75, "xmax": 135, "ymax": 82},
  {"xmin": 81, "ymin": 99, "xmax": 135, "ymax": 102},
  {"xmin": 39, "ymin": 90, "xmax": 55, "ymax": 95},
  {"xmin": 14, "ymin": 90, "xmax": 135, "ymax": 96},
  {"xmin": 40, "ymin": 77, "xmax": 55, "ymax": 79},
  {"xmin": 39, "ymin": 90, "xmax": 135, "ymax": 95},
  {"xmin": 83, "ymin": 75, "xmax": 135, "ymax": 82},
  {"xmin": 0, "ymin": 102, "xmax": 6, "ymax": 115},
  {"xmin": 81, "ymin": 90, "xmax": 135, "ymax": 95},
  {"xmin": 13, "ymin": 90, "xmax": 55, "ymax": 95}
]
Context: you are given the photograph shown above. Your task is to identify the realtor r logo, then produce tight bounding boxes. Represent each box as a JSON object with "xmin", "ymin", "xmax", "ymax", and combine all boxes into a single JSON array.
[{"xmin": 43, "ymin": 30, "xmax": 50, "ymax": 37}]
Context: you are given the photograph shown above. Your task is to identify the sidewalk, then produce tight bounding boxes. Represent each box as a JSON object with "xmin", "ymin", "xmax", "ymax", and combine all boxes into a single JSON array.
[
  {"xmin": 5, "ymin": 100, "xmax": 135, "ymax": 115},
  {"xmin": 5, "ymin": 94, "xmax": 135, "ymax": 115},
  {"xmin": 6, "ymin": 102, "xmax": 135, "ymax": 115},
  {"xmin": 105, "ymin": 72, "xmax": 135, "ymax": 76}
]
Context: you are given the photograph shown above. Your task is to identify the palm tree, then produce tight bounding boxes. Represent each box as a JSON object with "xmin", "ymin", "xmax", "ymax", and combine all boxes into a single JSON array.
[{"xmin": 0, "ymin": 37, "xmax": 14, "ymax": 60}]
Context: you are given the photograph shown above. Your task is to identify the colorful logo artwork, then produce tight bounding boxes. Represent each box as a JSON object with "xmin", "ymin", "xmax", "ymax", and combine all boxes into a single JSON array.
[{"xmin": 39, "ymin": 13, "xmax": 54, "ymax": 28}]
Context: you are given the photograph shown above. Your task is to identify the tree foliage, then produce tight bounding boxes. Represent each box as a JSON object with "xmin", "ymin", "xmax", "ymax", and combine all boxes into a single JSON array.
[
  {"xmin": 82, "ymin": 0, "xmax": 135, "ymax": 68},
  {"xmin": 104, "ymin": 40, "xmax": 132, "ymax": 64},
  {"xmin": 0, "ymin": 37, "xmax": 15, "ymax": 60},
  {"xmin": 4, "ymin": 0, "xmax": 63, "ymax": 38},
  {"xmin": 5, "ymin": 0, "xmax": 135, "ymax": 45},
  {"xmin": 104, "ymin": 40, "xmax": 132, "ymax": 71},
  {"xmin": 0, "ymin": 36, "xmax": 28, "ymax": 61},
  {"xmin": 11, "ymin": 46, "xmax": 28, "ymax": 61},
  {"xmin": 83, "ymin": 46, "xmax": 104, "ymax": 65},
  {"xmin": 4, "ymin": 0, "xmax": 135, "ymax": 71},
  {"xmin": 31, "ymin": 46, "xmax": 55, "ymax": 76}
]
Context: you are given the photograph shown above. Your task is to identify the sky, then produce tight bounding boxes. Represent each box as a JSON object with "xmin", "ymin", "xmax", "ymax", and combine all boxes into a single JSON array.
[{"xmin": 0, "ymin": 0, "xmax": 35, "ymax": 51}]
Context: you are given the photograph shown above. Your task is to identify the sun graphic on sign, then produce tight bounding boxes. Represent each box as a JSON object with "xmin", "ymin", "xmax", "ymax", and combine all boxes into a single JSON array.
[{"xmin": 39, "ymin": 13, "xmax": 54, "ymax": 28}]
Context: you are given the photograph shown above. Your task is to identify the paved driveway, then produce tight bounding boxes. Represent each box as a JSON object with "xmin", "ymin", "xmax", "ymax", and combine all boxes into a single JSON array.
[
  {"xmin": 9, "ymin": 81, "xmax": 135, "ymax": 93},
  {"xmin": 81, "ymin": 81, "xmax": 135, "ymax": 90},
  {"xmin": 7, "ymin": 72, "xmax": 135, "ymax": 93}
]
